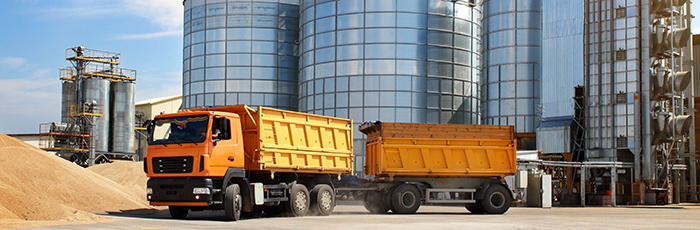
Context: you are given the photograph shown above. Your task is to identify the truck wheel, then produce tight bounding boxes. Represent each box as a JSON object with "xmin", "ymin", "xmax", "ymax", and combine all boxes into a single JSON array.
[
  {"xmin": 169, "ymin": 206, "xmax": 189, "ymax": 219},
  {"xmin": 465, "ymin": 202, "xmax": 485, "ymax": 214},
  {"xmin": 480, "ymin": 184, "xmax": 511, "ymax": 214},
  {"xmin": 224, "ymin": 184, "xmax": 242, "ymax": 221},
  {"xmin": 363, "ymin": 191, "xmax": 390, "ymax": 214},
  {"xmin": 310, "ymin": 184, "xmax": 335, "ymax": 216},
  {"xmin": 390, "ymin": 184, "xmax": 421, "ymax": 214},
  {"xmin": 284, "ymin": 184, "xmax": 310, "ymax": 217}
]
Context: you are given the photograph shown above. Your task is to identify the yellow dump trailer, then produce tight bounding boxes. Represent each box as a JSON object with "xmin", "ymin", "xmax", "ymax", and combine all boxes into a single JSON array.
[
  {"xmin": 145, "ymin": 105, "xmax": 352, "ymax": 220},
  {"xmin": 356, "ymin": 121, "xmax": 516, "ymax": 215},
  {"xmin": 362, "ymin": 122, "xmax": 516, "ymax": 178},
  {"xmin": 200, "ymin": 105, "xmax": 353, "ymax": 175}
]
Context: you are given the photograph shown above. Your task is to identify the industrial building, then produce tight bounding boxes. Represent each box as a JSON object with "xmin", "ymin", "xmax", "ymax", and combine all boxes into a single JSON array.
[
  {"xmin": 183, "ymin": 0, "xmax": 483, "ymax": 176},
  {"xmin": 40, "ymin": 47, "xmax": 138, "ymax": 167},
  {"xmin": 177, "ymin": 0, "xmax": 700, "ymax": 205}
]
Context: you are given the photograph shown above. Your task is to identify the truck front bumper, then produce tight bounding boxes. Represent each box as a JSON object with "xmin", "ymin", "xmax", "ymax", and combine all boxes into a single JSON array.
[{"xmin": 147, "ymin": 177, "xmax": 215, "ymax": 206}]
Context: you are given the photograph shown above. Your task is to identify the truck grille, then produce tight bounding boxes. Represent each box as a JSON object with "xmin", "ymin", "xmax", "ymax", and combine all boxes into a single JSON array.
[{"xmin": 152, "ymin": 157, "xmax": 194, "ymax": 174}]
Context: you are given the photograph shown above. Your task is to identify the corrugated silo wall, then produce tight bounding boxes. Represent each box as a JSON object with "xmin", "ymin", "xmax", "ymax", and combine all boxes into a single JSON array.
[
  {"xmin": 83, "ymin": 78, "xmax": 110, "ymax": 153},
  {"xmin": 537, "ymin": 0, "xmax": 584, "ymax": 154},
  {"xmin": 298, "ymin": 0, "xmax": 483, "ymax": 176},
  {"xmin": 182, "ymin": 0, "xmax": 301, "ymax": 111},
  {"xmin": 110, "ymin": 81, "xmax": 135, "ymax": 154},
  {"xmin": 61, "ymin": 81, "xmax": 75, "ymax": 123},
  {"xmin": 481, "ymin": 0, "xmax": 541, "ymax": 135}
]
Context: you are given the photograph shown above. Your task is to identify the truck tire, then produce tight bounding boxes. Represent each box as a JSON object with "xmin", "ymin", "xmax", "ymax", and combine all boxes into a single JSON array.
[
  {"xmin": 169, "ymin": 206, "xmax": 189, "ymax": 219},
  {"xmin": 465, "ymin": 202, "xmax": 485, "ymax": 214},
  {"xmin": 390, "ymin": 184, "xmax": 421, "ymax": 214},
  {"xmin": 480, "ymin": 184, "xmax": 511, "ymax": 214},
  {"xmin": 224, "ymin": 184, "xmax": 242, "ymax": 221},
  {"xmin": 363, "ymin": 191, "xmax": 390, "ymax": 214},
  {"xmin": 284, "ymin": 184, "xmax": 310, "ymax": 217},
  {"xmin": 310, "ymin": 184, "xmax": 335, "ymax": 216}
]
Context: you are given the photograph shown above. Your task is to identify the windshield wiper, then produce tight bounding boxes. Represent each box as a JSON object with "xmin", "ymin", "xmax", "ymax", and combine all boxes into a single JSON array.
[{"xmin": 168, "ymin": 138, "xmax": 184, "ymax": 146}]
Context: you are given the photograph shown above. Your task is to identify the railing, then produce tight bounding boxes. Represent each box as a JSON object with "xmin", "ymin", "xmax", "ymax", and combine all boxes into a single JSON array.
[
  {"xmin": 70, "ymin": 103, "xmax": 104, "ymax": 117},
  {"xmin": 66, "ymin": 47, "xmax": 120, "ymax": 64},
  {"xmin": 38, "ymin": 123, "xmax": 90, "ymax": 152},
  {"xmin": 59, "ymin": 64, "xmax": 136, "ymax": 81},
  {"xmin": 59, "ymin": 68, "xmax": 76, "ymax": 81}
]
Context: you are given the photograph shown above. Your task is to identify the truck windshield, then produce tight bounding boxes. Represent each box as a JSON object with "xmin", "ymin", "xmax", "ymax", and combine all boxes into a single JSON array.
[{"xmin": 149, "ymin": 115, "xmax": 209, "ymax": 145}]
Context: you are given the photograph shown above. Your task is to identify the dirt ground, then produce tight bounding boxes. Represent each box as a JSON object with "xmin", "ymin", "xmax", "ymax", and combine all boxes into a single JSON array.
[
  {"xmin": 0, "ymin": 133, "xmax": 152, "ymax": 229},
  {"xmin": 24, "ymin": 204, "xmax": 700, "ymax": 230}
]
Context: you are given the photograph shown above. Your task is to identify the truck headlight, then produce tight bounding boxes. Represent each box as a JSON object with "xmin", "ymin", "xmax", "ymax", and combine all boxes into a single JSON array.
[
  {"xmin": 193, "ymin": 187, "xmax": 210, "ymax": 195},
  {"xmin": 147, "ymin": 188, "xmax": 153, "ymax": 195}
]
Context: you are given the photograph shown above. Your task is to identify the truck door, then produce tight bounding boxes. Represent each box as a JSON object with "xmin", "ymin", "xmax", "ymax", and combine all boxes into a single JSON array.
[{"xmin": 209, "ymin": 116, "xmax": 245, "ymax": 170}]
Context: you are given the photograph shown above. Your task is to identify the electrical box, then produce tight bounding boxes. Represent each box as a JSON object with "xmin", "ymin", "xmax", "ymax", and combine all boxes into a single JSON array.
[
  {"xmin": 527, "ymin": 172, "xmax": 552, "ymax": 208},
  {"xmin": 516, "ymin": 170, "xmax": 528, "ymax": 189}
]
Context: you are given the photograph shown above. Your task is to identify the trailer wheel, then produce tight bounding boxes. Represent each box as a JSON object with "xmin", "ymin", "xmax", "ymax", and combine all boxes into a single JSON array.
[
  {"xmin": 224, "ymin": 184, "xmax": 242, "ymax": 221},
  {"xmin": 465, "ymin": 202, "xmax": 485, "ymax": 214},
  {"xmin": 310, "ymin": 184, "xmax": 335, "ymax": 216},
  {"xmin": 284, "ymin": 184, "xmax": 310, "ymax": 217},
  {"xmin": 363, "ymin": 191, "xmax": 390, "ymax": 214},
  {"xmin": 481, "ymin": 184, "xmax": 511, "ymax": 214},
  {"xmin": 390, "ymin": 184, "xmax": 421, "ymax": 214},
  {"xmin": 168, "ymin": 206, "xmax": 189, "ymax": 219}
]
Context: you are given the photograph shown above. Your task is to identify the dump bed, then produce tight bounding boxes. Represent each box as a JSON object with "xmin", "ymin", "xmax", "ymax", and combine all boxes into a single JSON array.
[
  {"xmin": 198, "ymin": 105, "xmax": 353, "ymax": 175},
  {"xmin": 360, "ymin": 121, "xmax": 516, "ymax": 178}
]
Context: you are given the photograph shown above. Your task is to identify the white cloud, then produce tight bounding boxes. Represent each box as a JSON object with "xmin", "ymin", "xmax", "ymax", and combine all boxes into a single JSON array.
[
  {"xmin": 122, "ymin": 0, "xmax": 183, "ymax": 30},
  {"xmin": 38, "ymin": 0, "xmax": 182, "ymax": 31},
  {"xmin": 0, "ymin": 75, "xmax": 61, "ymax": 134},
  {"xmin": 39, "ymin": 6, "xmax": 118, "ymax": 18},
  {"xmin": 117, "ymin": 30, "xmax": 182, "ymax": 40},
  {"xmin": 0, "ymin": 57, "xmax": 28, "ymax": 69}
]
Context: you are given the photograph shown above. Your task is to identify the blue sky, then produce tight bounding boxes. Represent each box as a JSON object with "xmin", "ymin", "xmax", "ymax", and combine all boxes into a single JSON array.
[
  {"xmin": 0, "ymin": 1, "xmax": 700, "ymax": 134},
  {"xmin": 0, "ymin": 0, "xmax": 183, "ymax": 134}
]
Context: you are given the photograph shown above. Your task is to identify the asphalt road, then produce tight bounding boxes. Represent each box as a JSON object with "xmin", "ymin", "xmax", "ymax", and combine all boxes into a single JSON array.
[{"xmin": 28, "ymin": 204, "xmax": 700, "ymax": 229}]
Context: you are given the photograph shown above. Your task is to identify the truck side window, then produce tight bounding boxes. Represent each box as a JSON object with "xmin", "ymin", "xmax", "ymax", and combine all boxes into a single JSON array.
[{"xmin": 212, "ymin": 117, "xmax": 231, "ymax": 140}]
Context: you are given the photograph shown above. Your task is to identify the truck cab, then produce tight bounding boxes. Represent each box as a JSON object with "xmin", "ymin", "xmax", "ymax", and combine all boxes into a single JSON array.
[
  {"xmin": 144, "ymin": 105, "xmax": 354, "ymax": 221},
  {"xmin": 145, "ymin": 111, "xmax": 245, "ymax": 215}
]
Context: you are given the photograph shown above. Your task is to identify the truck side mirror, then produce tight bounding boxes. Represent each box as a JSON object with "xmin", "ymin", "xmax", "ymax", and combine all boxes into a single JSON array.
[{"xmin": 145, "ymin": 120, "xmax": 154, "ymax": 136}]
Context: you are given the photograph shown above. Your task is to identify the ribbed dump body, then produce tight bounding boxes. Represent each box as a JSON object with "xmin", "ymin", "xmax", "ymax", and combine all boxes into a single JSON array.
[
  {"xmin": 199, "ymin": 105, "xmax": 353, "ymax": 175},
  {"xmin": 360, "ymin": 122, "xmax": 516, "ymax": 178}
]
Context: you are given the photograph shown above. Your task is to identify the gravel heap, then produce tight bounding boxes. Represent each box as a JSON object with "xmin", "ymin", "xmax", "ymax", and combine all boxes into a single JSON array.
[{"xmin": 0, "ymin": 133, "xmax": 149, "ymax": 226}]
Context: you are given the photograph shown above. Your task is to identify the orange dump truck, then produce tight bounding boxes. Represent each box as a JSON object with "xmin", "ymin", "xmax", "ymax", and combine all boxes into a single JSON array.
[
  {"xmin": 357, "ymin": 121, "xmax": 517, "ymax": 214},
  {"xmin": 145, "ymin": 105, "xmax": 353, "ymax": 220}
]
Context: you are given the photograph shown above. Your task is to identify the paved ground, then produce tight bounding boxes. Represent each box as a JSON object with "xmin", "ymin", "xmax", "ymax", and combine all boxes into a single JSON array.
[{"xmin": 27, "ymin": 204, "xmax": 700, "ymax": 230}]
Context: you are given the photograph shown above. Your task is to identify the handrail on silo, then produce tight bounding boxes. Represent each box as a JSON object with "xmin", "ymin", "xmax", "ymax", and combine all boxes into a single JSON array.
[
  {"xmin": 69, "ymin": 103, "xmax": 104, "ymax": 117},
  {"xmin": 66, "ymin": 47, "xmax": 121, "ymax": 65},
  {"xmin": 59, "ymin": 68, "xmax": 76, "ymax": 81},
  {"xmin": 59, "ymin": 64, "xmax": 136, "ymax": 82}
]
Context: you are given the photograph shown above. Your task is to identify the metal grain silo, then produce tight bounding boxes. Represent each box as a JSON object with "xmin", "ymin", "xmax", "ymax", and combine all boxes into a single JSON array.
[
  {"xmin": 110, "ymin": 81, "xmax": 135, "ymax": 154},
  {"xmin": 298, "ymin": 0, "xmax": 483, "ymax": 175},
  {"xmin": 481, "ymin": 0, "xmax": 541, "ymax": 135},
  {"xmin": 61, "ymin": 81, "xmax": 75, "ymax": 123},
  {"xmin": 82, "ymin": 78, "xmax": 110, "ymax": 153},
  {"xmin": 182, "ymin": 0, "xmax": 300, "ymax": 110}
]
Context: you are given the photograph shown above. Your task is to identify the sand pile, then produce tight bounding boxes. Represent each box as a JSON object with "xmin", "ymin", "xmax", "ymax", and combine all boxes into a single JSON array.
[
  {"xmin": 0, "ymin": 133, "xmax": 149, "ymax": 225},
  {"xmin": 88, "ymin": 160, "xmax": 148, "ymax": 202}
]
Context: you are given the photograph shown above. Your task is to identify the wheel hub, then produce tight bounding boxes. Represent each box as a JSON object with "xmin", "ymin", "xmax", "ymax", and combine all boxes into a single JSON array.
[
  {"xmin": 320, "ymin": 190, "xmax": 332, "ymax": 210},
  {"xmin": 489, "ymin": 192, "xmax": 504, "ymax": 209},
  {"xmin": 401, "ymin": 192, "xmax": 416, "ymax": 207},
  {"xmin": 295, "ymin": 191, "xmax": 307, "ymax": 210}
]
